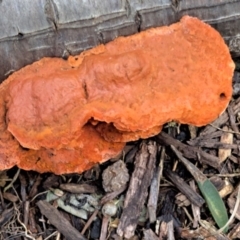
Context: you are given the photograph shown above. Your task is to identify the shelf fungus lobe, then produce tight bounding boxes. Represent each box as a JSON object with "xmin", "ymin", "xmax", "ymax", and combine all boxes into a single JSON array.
[{"xmin": 0, "ymin": 16, "xmax": 234, "ymax": 174}]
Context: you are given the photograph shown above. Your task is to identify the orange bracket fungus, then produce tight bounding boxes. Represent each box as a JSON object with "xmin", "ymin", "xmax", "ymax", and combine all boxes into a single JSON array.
[{"xmin": 0, "ymin": 16, "xmax": 234, "ymax": 174}]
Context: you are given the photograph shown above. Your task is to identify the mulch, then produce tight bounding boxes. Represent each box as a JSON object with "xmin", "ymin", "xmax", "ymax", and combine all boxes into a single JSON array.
[{"xmin": 1, "ymin": 62, "xmax": 240, "ymax": 240}]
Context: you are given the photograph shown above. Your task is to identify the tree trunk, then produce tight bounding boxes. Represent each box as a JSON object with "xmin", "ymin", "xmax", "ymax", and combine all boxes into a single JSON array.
[{"xmin": 0, "ymin": 0, "xmax": 240, "ymax": 83}]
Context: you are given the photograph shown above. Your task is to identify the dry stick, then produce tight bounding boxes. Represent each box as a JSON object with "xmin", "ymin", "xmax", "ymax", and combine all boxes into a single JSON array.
[
  {"xmin": 148, "ymin": 165, "xmax": 160, "ymax": 223},
  {"xmin": 187, "ymin": 131, "xmax": 223, "ymax": 146},
  {"xmin": 187, "ymin": 101, "xmax": 240, "ymax": 150},
  {"xmin": 100, "ymin": 185, "xmax": 127, "ymax": 205},
  {"xmin": 182, "ymin": 206, "xmax": 194, "ymax": 223},
  {"xmin": 167, "ymin": 220, "xmax": 175, "ymax": 240},
  {"xmin": 148, "ymin": 146, "xmax": 165, "ymax": 223},
  {"xmin": 28, "ymin": 208, "xmax": 38, "ymax": 234},
  {"xmin": 0, "ymin": 208, "xmax": 14, "ymax": 226},
  {"xmin": 0, "ymin": 189, "xmax": 5, "ymax": 209},
  {"xmin": 171, "ymin": 145, "xmax": 229, "ymax": 233},
  {"xmin": 14, "ymin": 203, "xmax": 35, "ymax": 240},
  {"xmin": 117, "ymin": 140, "xmax": 157, "ymax": 239},
  {"xmin": 60, "ymin": 183, "xmax": 98, "ymax": 194},
  {"xmin": 201, "ymin": 97, "xmax": 240, "ymax": 136},
  {"xmin": 36, "ymin": 200, "xmax": 87, "ymax": 240},
  {"xmin": 19, "ymin": 173, "xmax": 27, "ymax": 202},
  {"xmin": 30, "ymin": 190, "xmax": 49, "ymax": 202},
  {"xmin": 99, "ymin": 216, "xmax": 109, "ymax": 240},
  {"xmin": 44, "ymin": 231, "xmax": 59, "ymax": 240},
  {"xmin": 217, "ymin": 185, "xmax": 240, "ymax": 234},
  {"xmin": 143, "ymin": 229, "xmax": 159, "ymax": 240},
  {"xmin": 3, "ymin": 168, "xmax": 20, "ymax": 192},
  {"xmin": 209, "ymin": 124, "xmax": 240, "ymax": 136},
  {"xmin": 39, "ymin": 215, "xmax": 47, "ymax": 235},
  {"xmin": 227, "ymin": 105, "xmax": 240, "ymax": 140},
  {"xmin": 164, "ymin": 170, "xmax": 205, "ymax": 207},
  {"xmin": 193, "ymin": 141, "xmax": 239, "ymax": 149},
  {"xmin": 81, "ymin": 209, "xmax": 99, "ymax": 235},
  {"xmin": 28, "ymin": 174, "xmax": 42, "ymax": 199},
  {"xmin": 206, "ymin": 173, "xmax": 240, "ymax": 177},
  {"xmin": 23, "ymin": 201, "xmax": 30, "ymax": 231},
  {"xmin": 189, "ymin": 180, "xmax": 201, "ymax": 229},
  {"xmin": 159, "ymin": 221, "xmax": 168, "ymax": 240},
  {"xmin": 156, "ymin": 132, "xmax": 220, "ymax": 169},
  {"xmin": 56, "ymin": 232, "xmax": 61, "ymax": 240},
  {"xmin": 19, "ymin": 173, "xmax": 29, "ymax": 237}
]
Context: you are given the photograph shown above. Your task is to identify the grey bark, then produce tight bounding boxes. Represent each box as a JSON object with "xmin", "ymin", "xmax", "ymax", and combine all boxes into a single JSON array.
[{"xmin": 0, "ymin": 0, "xmax": 240, "ymax": 83}]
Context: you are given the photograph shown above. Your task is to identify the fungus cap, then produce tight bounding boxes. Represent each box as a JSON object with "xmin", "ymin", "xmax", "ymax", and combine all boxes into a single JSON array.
[{"xmin": 0, "ymin": 16, "xmax": 234, "ymax": 174}]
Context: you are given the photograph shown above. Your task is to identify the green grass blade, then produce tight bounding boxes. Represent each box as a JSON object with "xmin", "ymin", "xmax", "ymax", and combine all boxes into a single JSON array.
[{"xmin": 198, "ymin": 179, "xmax": 228, "ymax": 233}]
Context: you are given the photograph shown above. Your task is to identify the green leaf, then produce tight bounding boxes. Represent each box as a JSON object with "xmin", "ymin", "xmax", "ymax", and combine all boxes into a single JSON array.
[{"xmin": 198, "ymin": 179, "xmax": 228, "ymax": 233}]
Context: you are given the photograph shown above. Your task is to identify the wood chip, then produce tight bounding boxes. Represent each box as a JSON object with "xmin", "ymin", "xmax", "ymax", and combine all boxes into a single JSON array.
[
  {"xmin": 147, "ymin": 146, "xmax": 164, "ymax": 223},
  {"xmin": 156, "ymin": 132, "xmax": 221, "ymax": 169},
  {"xmin": 117, "ymin": 140, "xmax": 157, "ymax": 238},
  {"xmin": 36, "ymin": 200, "xmax": 87, "ymax": 240},
  {"xmin": 165, "ymin": 169, "xmax": 205, "ymax": 207},
  {"xmin": 218, "ymin": 126, "xmax": 233, "ymax": 162},
  {"xmin": 143, "ymin": 229, "xmax": 159, "ymax": 240},
  {"xmin": 60, "ymin": 183, "xmax": 97, "ymax": 194}
]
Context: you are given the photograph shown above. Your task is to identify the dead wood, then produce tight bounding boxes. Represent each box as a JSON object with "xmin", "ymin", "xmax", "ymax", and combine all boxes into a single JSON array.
[
  {"xmin": 227, "ymin": 104, "xmax": 240, "ymax": 139},
  {"xmin": 147, "ymin": 147, "xmax": 164, "ymax": 223},
  {"xmin": 36, "ymin": 200, "xmax": 87, "ymax": 240},
  {"xmin": 165, "ymin": 169, "xmax": 205, "ymax": 208},
  {"xmin": 0, "ymin": 207, "xmax": 14, "ymax": 227},
  {"xmin": 59, "ymin": 183, "xmax": 98, "ymax": 194},
  {"xmin": 143, "ymin": 228, "xmax": 159, "ymax": 240},
  {"xmin": 100, "ymin": 185, "xmax": 127, "ymax": 205},
  {"xmin": 117, "ymin": 140, "xmax": 157, "ymax": 239},
  {"xmin": 188, "ymin": 131, "xmax": 223, "ymax": 146},
  {"xmin": 156, "ymin": 132, "xmax": 221, "ymax": 169},
  {"xmin": 189, "ymin": 180, "xmax": 201, "ymax": 228},
  {"xmin": 200, "ymin": 97, "xmax": 240, "ymax": 136},
  {"xmin": 192, "ymin": 141, "xmax": 238, "ymax": 150}
]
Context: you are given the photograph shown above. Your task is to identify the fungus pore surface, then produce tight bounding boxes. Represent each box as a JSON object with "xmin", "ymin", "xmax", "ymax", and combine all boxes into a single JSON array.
[{"xmin": 0, "ymin": 16, "xmax": 234, "ymax": 174}]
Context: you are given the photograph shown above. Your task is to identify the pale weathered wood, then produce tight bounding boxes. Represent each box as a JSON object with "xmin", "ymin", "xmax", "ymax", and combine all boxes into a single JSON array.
[{"xmin": 0, "ymin": 0, "xmax": 240, "ymax": 83}]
